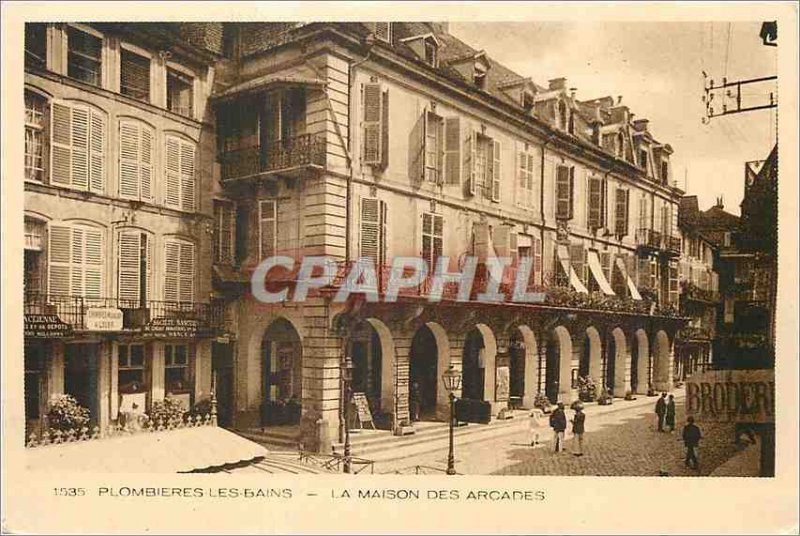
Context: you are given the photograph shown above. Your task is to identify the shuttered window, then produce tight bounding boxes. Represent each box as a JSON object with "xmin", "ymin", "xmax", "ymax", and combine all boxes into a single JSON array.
[
  {"xmin": 164, "ymin": 135, "xmax": 196, "ymax": 211},
  {"xmin": 425, "ymin": 112, "xmax": 444, "ymax": 183},
  {"xmin": 50, "ymin": 101, "xmax": 105, "ymax": 193},
  {"xmin": 25, "ymin": 91, "xmax": 46, "ymax": 183},
  {"xmin": 67, "ymin": 26, "xmax": 102, "ymax": 87},
  {"xmin": 587, "ymin": 176, "xmax": 603, "ymax": 229},
  {"xmin": 117, "ymin": 230, "xmax": 152, "ymax": 305},
  {"xmin": 259, "ymin": 200, "xmax": 277, "ymax": 260},
  {"xmin": 488, "ymin": 139, "xmax": 501, "ymax": 202},
  {"xmin": 444, "ymin": 117, "xmax": 461, "ymax": 186},
  {"xmin": 668, "ymin": 261, "xmax": 679, "ymax": 305},
  {"xmin": 615, "ymin": 188, "xmax": 630, "ymax": 237},
  {"xmin": 372, "ymin": 23, "xmax": 391, "ymax": 43},
  {"xmin": 213, "ymin": 200, "xmax": 236, "ymax": 265},
  {"xmin": 638, "ymin": 194, "xmax": 649, "ymax": 231},
  {"xmin": 422, "ymin": 213, "xmax": 443, "ymax": 271},
  {"xmin": 362, "ymin": 83, "xmax": 388, "ymax": 167},
  {"xmin": 533, "ymin": 236, "xmax": 543, "ymax": 284},
  {"xmin": 119, "ymin": 120, "xmax": 153, "ymax": 201},
  {"xmin": 167, "ymin": 68, "xmax": 194, "ymax": 118},
  {"xmin": 120, "ymin": 48, "xmax": 151, "ymax": 102},
  {"xmin": 569, "ymin": 244, "xmax": 586, "ymax": 284},
  {"xmin": 48, "ymin": 223, "xmax": 103, "ymax": 299},
  {"xmin": 164, "ymin": 239, "xmax": 194, "ymax": 303},
  {"xmin": 555, "ymin": 165, "xmax": 574, "ymax": 220},
  {"xmin": 360, "ymin": 198, "xmax": 386, "ymax": 266},
  {"xmin": 517, "ymin": 151, "xmax": 535, "ymax": 207}
]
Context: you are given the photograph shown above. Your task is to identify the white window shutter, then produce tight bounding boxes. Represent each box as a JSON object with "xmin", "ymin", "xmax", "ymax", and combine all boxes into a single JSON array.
[
  {"xmin": 465, "ymin": 131, "xmax": 477, "ymax": 196},
  {"xmin": 84, "ymin": 228, "xmax": 103, "ymax": 299},
  {"xmin": 50, "ymin": 102, "xmax": 72, "ymax": 187},
  {"xmin": 165, "ymin": 136, "xmax": 181, "ymax": 208},
  {"xmin": 362, "ymin": 83, "xmax": 382, "ymax": 165},
  {"xmin": 408, "ymin": 108, "xmax": 426, "ymax": 184},
  {"xmin": 491, "ymin": 139, "xmax": 501, "ymax": 202},
  {"xmin": 444, "ymin": 116, "xmax": 461, "ymax": 186},
  {"xmin": 70, "ymin": 106, "xmax": 89, "ymax": 190},
  {"xmin": 119, "ymin": 121, "xmax": 140, "ymax": 199},
  {"xmin": 179, "ymin": 140, "xmax": 196, "ymax": 212},
  {"xmin": 178, "ymin": 242, "xmax": 195, "ymax": 303},
  {"xmin": 140, "ymin": 127, "xmax": 153, "ymax": 201},
  {"xmin": 360, "ymin": 198, "xmax": 380, "ymax": 261},
  {"xmin": 48, "ymin": 224, "xmax": 72, "ymax": 295},
  {"xmin": 118, "ymin": 230, "xmax": 141, "ymax": 303},
  {"xmin": 163, "ymin": 241, "xmax": 180, "ymax": 302},
  {"xmin": 144, "ymin": 234, "xmax": 153, "ymax": 301},
  {"xmin": 89, "ymin": 109, "xmax": 105, "ymax": 193},
  {"xmin": 70, "ymin": 227, "xmax": 85, "ymax": 297}
]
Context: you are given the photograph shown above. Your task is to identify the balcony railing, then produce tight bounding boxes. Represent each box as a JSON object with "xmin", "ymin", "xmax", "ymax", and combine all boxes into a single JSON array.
[
  {"xmin": 664, "ymin": 235, "xmax": 682, "ymax": 256},
  {"xmin": 220, "ymin": 133, "xmax": 326, "ymax": 181},
  {"xmin": 681, "ymin": 282, "xmax": 719, "ymax": 303},
  {"xmin": 636, "ymin": 228, "xmax": 662, "ymax": 250},
  {"xmin": 24, "ymin": 293, "xmax": 227, "ymax": 336}
]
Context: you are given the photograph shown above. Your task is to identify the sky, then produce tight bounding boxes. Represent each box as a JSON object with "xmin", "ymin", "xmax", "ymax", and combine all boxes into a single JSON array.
[{"xmin": 450, "ymin": 22, "xmax": 778, "ymax": 214}]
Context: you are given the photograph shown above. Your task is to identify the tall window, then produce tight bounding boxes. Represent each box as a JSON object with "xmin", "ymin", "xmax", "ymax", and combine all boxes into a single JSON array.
[
  {"xmin": 467, "ymin": 133, "xmax": 500, "ymax": 201},
  {"xmin": 67, "ymin": 26, "xmax": 102, "ymax": 87},
  {"xmin": 362, "ymin": 82, "xmax": 388, "ymax": 167},
  {"xmin": 360, "ymin": 198, "xmax": 386, "ymax": 265},
  {"xmin": 167, "ymin": 68, "xmax": 193, "ymax": 118},
  {"xmin": 587, "ymin": 176, "xmax": 604, "ymax": 230},
  {"xmin": 639, "ymin": 149, "xmax": 648, "ymax": 171},
  {"xmin": 119, "ymin": 120, "xmax": 153, "ymax": 201},
  {"xmin": 555, "ymin": 165, "xmax": 574, "ymax": 220},
  {"xmin": 424, "ymin": 39, "xmax": 438, "ymax": 67},
  {"xmin": 661, "ymin": 160, "xmax": 669, "ymax": 183},
  {"xmin": 614, "ymin": 188, "xmax": 630, "ymax": 237},
  {"xmin": 117, "ymin": 230, "xmax": 152, "ymax": 306},
  {"xmin": 25, "ymin": 23, "xmax": 47, "ymax": 70},
  {"xmin": 517, "ymin": 151, "xmax": 535, "ymax": 208},
  {"xmin": 25, "ymin": 91, "xmax": 46, "ymax": 183},
  {"xmin": 425, "ymin": 112, "xmax": 443, "ymax": 183},
  {"xmin": 48, "ymin": 223, "xmax": 103, "ymax": 299},
  {"xmin": 120, "ymin": 48, "xmax": 151, "ymax": 102},
  {"xmin": 213, "ymin": 200, "xmax": 236, "ymax": 265},
  {"xmin": 163, "ymin": 239, "xmax": 195, "ymax": 303},
  {"xmin": 50, "ymin": 101, "xmax": 106, "ymax": 193},
  {"xmin": 164, "ymin": 135, "xmax": 196, "ymax": 212},
  {"xmin": 24, "ymin": 219, "xmax": 45, "ymax": 294},
  {"xmin": 259, "ymin": 200, "xmax": 277, "ymax": 260},
  {"xmin": 422, "ymin": 212, "xmax": 443, "ymax": 271},
  {"xmin": 165, "ymin": 344, "xmax": 191, "ymax": 395},
  {"xmin": 118, "ymin": 344, "xmax": 146, "ymax": 394}
]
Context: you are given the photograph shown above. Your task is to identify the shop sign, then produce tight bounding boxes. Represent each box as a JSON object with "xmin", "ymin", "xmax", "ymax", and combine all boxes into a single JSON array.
[
  {"xmin": 86, "ymin": 308, "xmax": 123, "ymax": 331},
  {"xmin": 24, "ymin": 314, "xmax": 73, "ymax": 338},
  {"xmin": 143, "ymin": 317, "xmax": 208, "ymax": 338},
  {"xmin": 685, "ymin": 369, "xmax": 775, "ymax": 424}
]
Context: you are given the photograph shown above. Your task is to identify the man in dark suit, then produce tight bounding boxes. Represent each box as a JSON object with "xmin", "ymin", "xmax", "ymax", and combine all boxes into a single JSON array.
[
  {"xmin": 682, "ymin": 416, "xmax": 702, "ymax": 469},
  {"xmin": 655, "ymin": 392, "xmax": 667, "ymax": 432},
  {"xmin": 549, "ymin": 402, "xmax": 567, "ymax": 453}
]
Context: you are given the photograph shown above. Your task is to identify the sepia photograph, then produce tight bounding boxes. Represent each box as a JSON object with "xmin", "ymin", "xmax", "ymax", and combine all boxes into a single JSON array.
[{"xmin": 2, "ymin": 2, "xmax": 798, "ymax": 534}]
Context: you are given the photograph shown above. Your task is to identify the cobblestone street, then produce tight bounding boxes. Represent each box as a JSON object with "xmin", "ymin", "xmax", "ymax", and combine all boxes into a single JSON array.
[{"xmin": 380, "ymin": 395, "xmax": 744, "ymax": 476}]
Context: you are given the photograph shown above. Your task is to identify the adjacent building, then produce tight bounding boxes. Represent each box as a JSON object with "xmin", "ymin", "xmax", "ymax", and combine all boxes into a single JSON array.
[{"xmin": 24, "ymin": 22, "xmax": 690, "ymax": 451}]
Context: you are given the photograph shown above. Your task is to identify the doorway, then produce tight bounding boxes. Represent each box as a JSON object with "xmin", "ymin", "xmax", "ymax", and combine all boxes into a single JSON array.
[
  {"xmin": 261, "ymin": 318, "xmax": 303, "ymax": 427},
  {"xmin": 212, "ymin": 341, "xmax": 234, "ymax": 428},
  {"xmin": 461, "ymin": 329, "xmax": 485, "ymax": 401},
  {"xmin": 64, "ymin": 343, "xmax": 99, "ymax": 426},
  {"xmin": 508, "ymin": 331, "xmax": 525, "ymax": 403},
  {"xmin": 409, "ymin": 325, "xmax": 439, "ymax": 421},
  {"xmin": 545, "ymin": 340, "xmax": 560, "ymax": 404}
]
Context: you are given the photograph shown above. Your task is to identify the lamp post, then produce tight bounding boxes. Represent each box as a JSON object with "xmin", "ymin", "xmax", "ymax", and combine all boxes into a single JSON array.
[
  {"xmin": 340, "ymin": 356, "xmax": 354, "ymax": 474},
  {"xmin": 441, "ymin": 365, "xmax": 462, "ymax": 475}
]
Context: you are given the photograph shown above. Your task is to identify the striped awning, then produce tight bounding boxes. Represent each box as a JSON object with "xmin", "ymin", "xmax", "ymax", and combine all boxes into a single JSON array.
[
  {"xmin": 587, "ymin": 250, "xmax": 615, "ymax": 296},
  {"xmin": 557, "ymin": 245, "xmax": 588, "ymax": 294},
  {"xmin": 616, "ymin": 257, "xmax": 643, "ymax": 300}
]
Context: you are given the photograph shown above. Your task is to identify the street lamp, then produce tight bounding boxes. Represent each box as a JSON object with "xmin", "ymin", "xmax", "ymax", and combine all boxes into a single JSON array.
[
  {"xmin": 441, "ymin": 365, "xmax": 462, "ymax": 475},
  {"xmin": 340, "ymin": 356, "xmax": 354, "ymax": 474}
]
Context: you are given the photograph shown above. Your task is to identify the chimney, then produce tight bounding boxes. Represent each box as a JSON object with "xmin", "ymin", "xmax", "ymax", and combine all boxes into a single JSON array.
[
  {"xmin": 617, "ymin": 95, "xmax": 623, "ymax": 105},
  {"xmin": 715, "ymin": 196, "xmax": 724, "ymax": 209},
  {"xmin": 633, "ymin": 118, "xmax": 650, "ymax": 132},
  {"xmin": 549, "ymin": 77, "xmax": 567, "ymax": 91}
]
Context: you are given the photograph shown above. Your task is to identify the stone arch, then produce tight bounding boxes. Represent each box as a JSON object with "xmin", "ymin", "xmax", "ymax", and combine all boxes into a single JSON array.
[
  {"xmin": 461, "ymin": 323, "xmax": 498, "ymax": 404},
  {"xmin": 633, "ymin": 329, "xmax": 650, "ymax": 394},
  {"xmin": 544, "ymin": 325, "xmax": 573, "ymax": 404},
  {"xmin": 653, "ymin": 330, "xmax": 672, "ymax": 392},
  {"xmin": 582, "ymin": 326, "xmax": 603, "ymax": 389},
  {"xmin": 512, "ymin": 325, "xmax": 539, "ymax": 409},
  {"xmin": 258, "ymin": 316, "xmax": 304, "ymax": 427},
  {"xmin": 347, "ymin": 317, "xmax": 396, "ymax": 418},
  {"xmin": 409, "ymin": 321, "xmax": 450, "ymax": 421},
  {"xmin": 610, "ymin": 327, "xmax": 629, "ymax": 396}
]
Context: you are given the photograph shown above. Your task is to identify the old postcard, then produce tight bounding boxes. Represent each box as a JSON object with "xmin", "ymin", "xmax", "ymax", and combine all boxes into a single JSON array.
[{"xmin": 2, "ymin": 1, "xmax": 797, "ymax": 534}]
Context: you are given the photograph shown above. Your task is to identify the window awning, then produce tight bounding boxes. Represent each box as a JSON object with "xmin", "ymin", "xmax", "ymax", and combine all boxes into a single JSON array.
[
  {"xmin": 557, "ymin": 245, "xmax": 588, "ymax": 294},
  {"xmin": 24, "ymin": 426, "xmax": 281, "ymax": 473},
  {"xmin": 213, "ymin": 74, "xmax": 327, "ymax": 103},
  {"xmin": 587, "ymin": 250, "xmax": 615, "ymax": 296},
  {"xmin": 616, "ymin": 257, "xmax": 643, "ymax": 300}
]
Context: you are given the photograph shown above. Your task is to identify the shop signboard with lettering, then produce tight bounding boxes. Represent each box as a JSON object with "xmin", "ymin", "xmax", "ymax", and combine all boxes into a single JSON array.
[
  {"xmin": 143, "ymin": 317, "xmax": 210, "ymax": 338},
  {"xmin": 86, "ymin": 308, "xmax": 123, "ymax": 331},
  {"xmin": 685, "ymin": 369, "xmax": 775, "ymax": 424},
  {"xmin": 24, "ymin": 314, "xmax": 73, "ymax": 338}
]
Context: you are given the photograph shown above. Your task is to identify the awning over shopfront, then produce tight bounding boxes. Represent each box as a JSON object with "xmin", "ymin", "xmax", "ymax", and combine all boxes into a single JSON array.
[
  {"xmin": 24, "ymin": 427, "xmax": 272, "ymax": 473},
  {"xmin": 213, "ymin": 74, "xmax": 327, "ymax": 103},
  {"xmin": 557, "ymin": 245, "xmax": 588, "ymax": 294},
  {"xmin": 587, "ymin": 250, "xmax": 615, "ymax": 296},
  {"xmin": 616, "ymin": 257, "xmax": 643, "ymax": 300}
]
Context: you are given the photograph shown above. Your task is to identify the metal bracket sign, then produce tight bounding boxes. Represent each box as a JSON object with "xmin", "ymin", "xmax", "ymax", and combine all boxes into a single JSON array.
[{"xmin": 685, "ymin": 369, "xmax": 775, "ymax": 423}]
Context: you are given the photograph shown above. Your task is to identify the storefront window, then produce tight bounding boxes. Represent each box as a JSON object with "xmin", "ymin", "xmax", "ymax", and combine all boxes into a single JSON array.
[
  {"xmin": 25, "ymin": 91, "xmax": 46, "ymax": 183},
  {"xmin": 164, "ymin": 344, "xmax": 191, "ymax": 394},
  {"xmin": 118, "ymin": 343, "xmax": 146, "ymax": 394}
]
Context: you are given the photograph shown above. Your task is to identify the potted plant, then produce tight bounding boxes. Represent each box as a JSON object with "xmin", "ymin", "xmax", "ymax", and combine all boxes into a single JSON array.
[
  {"xmin": 46, "ymin": 394, "xmax": 90, "ymax": 432},
  {"xmin": 533, "ymin": 393, "xmax": 552, "ymax": 414},
  {"xmin": 597, "ymin": 389, "xmax": 614, "ymax": 406},
  {"xmin": 149, "ymin": 396, "xmax": 187, "ymax": 428},
  {"xmin": 576, "ymin": 375, "xmax": 597, "ymax": 402}
]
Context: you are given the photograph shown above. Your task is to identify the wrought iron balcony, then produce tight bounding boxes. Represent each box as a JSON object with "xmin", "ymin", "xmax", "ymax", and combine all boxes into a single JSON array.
[
  {"xmin": 681, "ymin": 282, "xmax": 719, "ymax": 303},
  {"xmin": 23, "ymin": 293, "xmax": 227, "ymax": 337},
  {"xmin": 220, "ymin": 133, "xmax": 326, "ymax": 182},
  {"xmin": 636, "ymin": 228, "xmax": 662, "ymax": 251},
  {"xmin": 664, "ymin": 235, "xmax": 682, "ymax": 257}
]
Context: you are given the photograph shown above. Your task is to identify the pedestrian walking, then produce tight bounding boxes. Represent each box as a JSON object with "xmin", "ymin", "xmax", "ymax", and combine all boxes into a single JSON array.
[
  {"xmin": 665, "ymin": 394, "xmax": 676, "ymax": 432},
  {"xmin": 528, "ymin": 408, "xmax": 545, "ymax": 446},
  {"xmin": 549, "ymin": 402, "xmax": 567, "ymax": 453},
  {"xmin": 655, "ymin": 392, "xmax": 667, "ymax": 432},
  {"xmin": 571, "ymin": 405, "xmax": 586, "ymax": 456},
  {"xmin": 682, "ymin": 416, "xmax": 702, "ymax": 470}
]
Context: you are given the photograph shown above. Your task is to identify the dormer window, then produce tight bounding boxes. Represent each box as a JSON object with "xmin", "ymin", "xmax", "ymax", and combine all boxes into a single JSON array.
[
  {"xmin": 558, "ymin": 100, "xmax": 567, "ymax": 130},
  {"xmin": 371, "ymin": 22, "xmax": 391, "ymax": 43},
  {"xmin": 616, "ymin": 132, "xmax": 624, "ymax": 157},
  {"xmin": 424, "ymin": 39, "xmax": 438, "ymax": 67},
  {"xmin": 521, "ymin": 89, "xmax": 534, "ymax": 111},
  {"xmin": 474, "ymin": 61, "xmax": 487, "ymax": 89},
  {"xmin": 661, "ymin": 160, "xmax": 669, "ymax": 183},
  {"xmin": 639, "ymin": 149, "xmax": 648, "ymax": 171},
  {"xmin": 568, "ymin": 111, "xmax": 575, "ymax": 134}
]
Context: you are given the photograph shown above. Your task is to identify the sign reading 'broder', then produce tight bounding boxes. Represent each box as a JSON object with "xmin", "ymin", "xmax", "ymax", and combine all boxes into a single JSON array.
[{"xmin": 685, "ymin": 369, "xmax": 775, "ymax": 423}]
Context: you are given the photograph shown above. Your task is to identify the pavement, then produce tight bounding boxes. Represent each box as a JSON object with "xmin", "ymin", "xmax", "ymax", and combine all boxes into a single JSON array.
[{"xmin": 377, "ymin": 391, "xmax": 745, "ymax": 476}]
